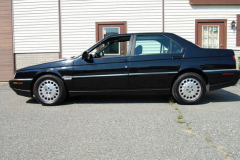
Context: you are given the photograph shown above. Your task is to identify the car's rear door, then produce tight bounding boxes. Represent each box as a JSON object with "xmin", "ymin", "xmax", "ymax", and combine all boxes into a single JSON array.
[{"xmin": 129, "ymin": 34, "xmax": 184, "ymax": 90}]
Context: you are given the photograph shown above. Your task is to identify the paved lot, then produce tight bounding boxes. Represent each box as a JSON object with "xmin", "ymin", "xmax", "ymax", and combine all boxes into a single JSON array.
[{"xmin": 0, "ymin": 82, "xmax": 240, "ymax": 160}]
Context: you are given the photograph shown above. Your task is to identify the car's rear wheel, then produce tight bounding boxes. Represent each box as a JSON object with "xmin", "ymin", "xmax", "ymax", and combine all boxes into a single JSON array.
[
  {"xmin": 172, "ymin": 72, "xmax": 206, "ymax": 105},
  {"xmin": 33, "ymin": 74, "xmax": 67, "ymax": 106}
]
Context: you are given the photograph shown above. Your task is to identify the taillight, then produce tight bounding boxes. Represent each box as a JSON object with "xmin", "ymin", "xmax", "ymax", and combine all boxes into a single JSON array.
[{"xmin": 233, "ymin": 56, "xmax": 236, "ymax": 61}]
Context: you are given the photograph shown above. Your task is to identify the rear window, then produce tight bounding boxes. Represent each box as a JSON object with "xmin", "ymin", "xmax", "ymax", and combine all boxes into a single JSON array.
[
  {"xmin": 172, "ymin": 41, "xmax": 183, "ymax": 53},
  {"xmin": 134, "ymin": 35, "xmax": 183, "ymax": 55}
]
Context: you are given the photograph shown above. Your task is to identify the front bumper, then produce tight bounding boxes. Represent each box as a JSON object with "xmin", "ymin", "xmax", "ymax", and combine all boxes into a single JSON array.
[{"xmin": 9, "ymin": 79, "xmax": 33, "ymax": 97}]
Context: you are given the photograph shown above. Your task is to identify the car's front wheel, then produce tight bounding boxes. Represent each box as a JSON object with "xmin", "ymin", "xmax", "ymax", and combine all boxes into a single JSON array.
[
  {"xmin": 33, "ymin": 74, "xmax": 67, "ymax": 106},
  {"xmin": 172, "ymin": 72, "xmax": 206, "ymax": 105}
]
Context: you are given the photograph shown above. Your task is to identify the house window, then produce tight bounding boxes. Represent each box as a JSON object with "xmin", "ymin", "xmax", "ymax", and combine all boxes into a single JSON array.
[{"xmin": 202, "ymin": 26, "xmax": 219, "ymax": 48}]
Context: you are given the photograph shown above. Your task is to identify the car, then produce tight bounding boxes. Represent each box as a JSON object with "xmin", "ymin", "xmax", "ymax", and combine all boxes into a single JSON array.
[{"xmin": 9, "ymin": 33, "xmax": 240, "ymax": 106}]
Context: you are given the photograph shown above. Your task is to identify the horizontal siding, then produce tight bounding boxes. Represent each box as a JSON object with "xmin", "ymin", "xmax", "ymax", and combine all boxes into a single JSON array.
[
  {"xmin": 13, "ymin": 0, "xmax": 59, "ymax": 53},
  {"xmin": 165, "ymin": 0, "xmax": 240, "ymax": 50},
  {"xmin": 61, "ymin": 0, "xmax": 162, "ymax": 58}
]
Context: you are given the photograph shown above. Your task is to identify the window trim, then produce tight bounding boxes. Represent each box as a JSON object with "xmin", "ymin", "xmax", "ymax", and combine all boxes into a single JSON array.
[
  {"xmin": 195, "ymin": 19, "xmax": 227, "ymax": 49},
  {"xmin": 189, "ymin": 0, "xmax": 240, "ymax": 5},
  {"xmin": 130, "ymin": 34, "xmax": 183, "ymax": 57},
  {"xmin": 89, "ymin": 35, "xmax": 133, "ymax": 59},
  {"xmin": 237, "ymin": 15, "xmax": 240, "ymax": 46}
]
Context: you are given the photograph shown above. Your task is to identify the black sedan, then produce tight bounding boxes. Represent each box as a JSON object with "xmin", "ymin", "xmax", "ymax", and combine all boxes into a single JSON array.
[{"xmin": 9, "ymin": 33, "xmax": 240, "ymax": 105}]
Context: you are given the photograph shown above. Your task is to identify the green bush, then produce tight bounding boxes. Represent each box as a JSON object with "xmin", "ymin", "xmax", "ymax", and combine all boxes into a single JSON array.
[{"xmin": 238, "ymin": 57, "xmax": 240, "ymax": 70}]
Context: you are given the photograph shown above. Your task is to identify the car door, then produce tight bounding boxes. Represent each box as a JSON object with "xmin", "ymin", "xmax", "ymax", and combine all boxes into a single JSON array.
[
  {"xmin": 72, "ymin": 35, "xmax": 132, "ymax": 91},
  {"xmin": 129, "ymin": 34, "xmax": 184, "ymax": 90}
]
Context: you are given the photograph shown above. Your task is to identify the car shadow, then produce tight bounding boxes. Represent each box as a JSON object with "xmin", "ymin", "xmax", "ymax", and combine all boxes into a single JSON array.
[
  {"xmin": 26, "ymin": 88, "xmax": 240, "ymax": 106},
  {"xmin": 199, "ymin": 88, "xmax": 240, "ymax": 104},
  {"xmin": 26, "ymin": 95, "xmax": 171, "ymax": 105},
  {"xmin": 61, "ymin": 95, "xmax": 171, "ymax": 106}
]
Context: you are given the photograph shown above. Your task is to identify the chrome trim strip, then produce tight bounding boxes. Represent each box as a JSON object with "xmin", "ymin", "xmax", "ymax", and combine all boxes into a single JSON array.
[
  {"xmin": 13, "ymin": 78, "xmax": 33, "ymax": 81},
  {"xmin": 62, "ymin": 76, "xmax": 72, "ymax": 80},
  {"xmin": 69, "ymin": 88, "xmax": 169, "ymax": 93},
  {"xmin": 203, "ymin": 69, "xmax": 237, "ymax": 73},
  {"xmin": 72, "ymin": 74, "xmax": 128, "ymax": 79},
  {"xmin": 129, "ymin": 71, "xmax": 178, "ymax": 76},
  {"xmin": 72, "ymin": 72, "xmax": 178, "ymax": 79},
  {"xmin": 13, "ymin": 88, "xmax": 31, "ymax": 92}
]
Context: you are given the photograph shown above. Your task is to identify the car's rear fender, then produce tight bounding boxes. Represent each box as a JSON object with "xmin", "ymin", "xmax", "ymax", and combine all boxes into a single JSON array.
[{"xmin": 179, "ymin": 56, "xmax": 239, "ymax": 90}]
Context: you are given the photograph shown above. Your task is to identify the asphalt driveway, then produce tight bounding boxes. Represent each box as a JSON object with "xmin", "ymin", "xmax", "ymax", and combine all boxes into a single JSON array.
[{"xmin": 0, "ymin": 82, "xmax": 240, "ymax": 160}]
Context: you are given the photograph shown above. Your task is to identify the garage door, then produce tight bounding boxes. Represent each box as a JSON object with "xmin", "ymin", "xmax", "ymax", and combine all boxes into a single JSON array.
[{"xmin": 0, "ymin": 0, "xmax": 14, "ymax": 81}]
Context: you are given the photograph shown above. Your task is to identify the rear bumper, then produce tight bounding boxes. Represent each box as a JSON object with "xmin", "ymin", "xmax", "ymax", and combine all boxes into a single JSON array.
[
  {"xmin": 209, "ymin": 80, "xmax": 238, "ymax": 91},
  {"xmin": 9, "ymin": 79, "xmax": 33, "ymax": 97},
  {"xmin": 208, "ymin": 70, "xmax": 240, "ymax": 91}
]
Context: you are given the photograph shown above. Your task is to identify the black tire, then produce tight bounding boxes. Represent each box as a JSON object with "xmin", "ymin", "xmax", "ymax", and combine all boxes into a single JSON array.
[
  {"xmin": 33, "ymin": 74, "xmax": 67, "ymax": 106},
  {"xmin": 172, "ymin": 72, "xmax": 206, "ymax": 105}
]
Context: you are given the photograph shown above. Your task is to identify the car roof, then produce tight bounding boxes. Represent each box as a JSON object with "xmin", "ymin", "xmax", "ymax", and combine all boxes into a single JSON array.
[
  {"xmin": 87, "ymin": 32, "xmax": 198, "ymax": 53},
  {"xmin": 105, "ymin": 32, "xmax": 175, "ymax": 37}
]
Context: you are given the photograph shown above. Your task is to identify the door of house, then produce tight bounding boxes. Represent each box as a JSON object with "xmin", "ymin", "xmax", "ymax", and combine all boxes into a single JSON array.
[
  {"xmin": 196, "ymin": 20, "xmax": 227, "ymax": 49},
  {"xmin": 96, "ymin": 22, "xmax": 127, "ymax": 56}
]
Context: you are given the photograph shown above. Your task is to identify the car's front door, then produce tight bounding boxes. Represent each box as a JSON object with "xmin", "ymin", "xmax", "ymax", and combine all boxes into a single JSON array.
[
  {"xmin": 72, "ymin": 35, "xmax": 132, "ymax": 91},
  {"xmin": 129, "ymin": 34, "xmax": 184, "ymax": 91}
]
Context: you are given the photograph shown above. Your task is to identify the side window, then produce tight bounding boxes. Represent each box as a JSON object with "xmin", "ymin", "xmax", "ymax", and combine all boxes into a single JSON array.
[
  {"xmin": 134, "ymin": 35, "xmax": 171, "ymax": 55},
  {"xmin": 172, "ymin": 41, "xmax": 183, "ymax": 53},
  {"xmin": 89, "ymin": 36, "xmax": 130, "ymax": 58},
  {"xmin": 134, "ymin": 35, "xmax": 183, "ymax": 55}
]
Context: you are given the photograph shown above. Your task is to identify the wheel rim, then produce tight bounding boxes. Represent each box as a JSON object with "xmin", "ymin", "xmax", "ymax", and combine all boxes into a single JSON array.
[
  {"xmin": 178, "ymin": 78, "xmax": 201, "ymax": 101},
  {"xmin": 38, "ymin": 80, "xmax": 60, "ymax": 104}
]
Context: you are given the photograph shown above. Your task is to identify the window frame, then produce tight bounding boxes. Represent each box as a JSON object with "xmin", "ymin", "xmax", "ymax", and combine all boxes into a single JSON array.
[
  {"xmin": 87, "ymin": 35, "xmax": 134, "ymax": 59},
  {"xmin": 130, "ymin": 34, "xmax": 183, "ymax": 57}
]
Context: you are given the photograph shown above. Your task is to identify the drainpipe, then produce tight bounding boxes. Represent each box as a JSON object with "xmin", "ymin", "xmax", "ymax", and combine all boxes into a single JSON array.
[
  {"xmin": 58, "ymin": 0, "xmax": 62, "ymax": 59},
  {"xmin": 162, "ymin": 0, "xmax": 164, "ymax": 32}
]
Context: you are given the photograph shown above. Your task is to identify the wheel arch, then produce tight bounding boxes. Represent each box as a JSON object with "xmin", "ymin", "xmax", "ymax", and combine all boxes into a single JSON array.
[
  {"xmin": 171, "ymin": 68, "xmax": 208, "ymax": 91},
  {"xmin": 30, "ymin": 71, "xmax": 65, "ymax": 96}
]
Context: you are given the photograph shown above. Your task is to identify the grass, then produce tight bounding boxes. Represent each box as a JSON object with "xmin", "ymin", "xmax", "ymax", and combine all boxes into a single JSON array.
[
  {"xmin": 178, "ymin": 114, "xmax": 183, "ymax": 119},
  {"xmin": 186, "ymin": 123, "xmax": 192, "ymax": 129},
  {"xmin": 177, "ymin": 120, "xmax": 185, "ymax": 124},
  {"xmin": 174, "ymin": 107, "xmax": 178, "ymax": 110},
  {"xmin": 169, "ymin": 97, "xmax": 175, "ymax": 106},
  {"xmin": 206, "ymin": 137, "xmax": 211, "ymax": 143},
  {"xmin": 238, "ymin": 57, "xmax": 240, "ymax": 70}
]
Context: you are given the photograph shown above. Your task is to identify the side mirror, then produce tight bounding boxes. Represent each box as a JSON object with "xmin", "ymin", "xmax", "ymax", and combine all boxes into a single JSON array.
[{"xmin": 82, "ymin": 51, "xmax": 88, "ymax": 60}]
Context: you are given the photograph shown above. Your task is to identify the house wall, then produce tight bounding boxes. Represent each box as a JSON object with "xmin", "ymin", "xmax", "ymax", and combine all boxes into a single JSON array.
[
  {"xmin": 10, "ymin": 0, "xmax": 240, "ymax": 71},
  {"xmin": 164, "ymin": 0, "xmax": 240, "ymax": 69},
  {"xmin": 13, "ymin": 0, "xmax": 60, "ymax": 69},
  {"xmin": 0, "ymin": 0, "xmax": 14, "ymax": 81},
  {"xmin": 60, "ymin": 0, "xmax": 163, "ymax": 58}
]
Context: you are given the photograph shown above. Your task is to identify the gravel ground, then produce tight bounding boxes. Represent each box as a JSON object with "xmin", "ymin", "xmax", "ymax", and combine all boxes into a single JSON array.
[{"xmin": 0, "ymin": 82, "xmax": 240, "ymax": 160}]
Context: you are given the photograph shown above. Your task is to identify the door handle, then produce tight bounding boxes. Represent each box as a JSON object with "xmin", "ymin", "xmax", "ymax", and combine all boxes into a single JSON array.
[
  {"xmin": 172, "ymin": 56, "xmax": 181, "ymax": 59},
  {"xmin": 118, "ymin": 59, "xmax": 127, "ymax": 62}
]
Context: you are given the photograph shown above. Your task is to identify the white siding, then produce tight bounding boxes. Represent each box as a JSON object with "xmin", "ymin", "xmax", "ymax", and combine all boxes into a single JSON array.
[
  {"xmin": 165, "ymin": 0, "xmax": 240, "ymax": 50},
  {"xmin": 61, "ymin": 0, "xmax": 162, "ymax": 58},
  {"xmin": 13, "ymin": 0, "xmax": 59, "ymax": 53}
]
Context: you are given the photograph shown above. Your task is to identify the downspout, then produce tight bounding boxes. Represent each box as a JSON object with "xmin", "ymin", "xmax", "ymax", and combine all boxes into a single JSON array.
[
  {"xmin": 162, "ymin": 0, "xmax": 164, "ymax": 32},
  {"xmin": 58, "ymin": 0, "xmax": 62, "ymax": 59}
]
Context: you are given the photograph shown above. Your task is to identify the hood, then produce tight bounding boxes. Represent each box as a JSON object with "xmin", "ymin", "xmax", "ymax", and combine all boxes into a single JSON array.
[{"xmin": 18, "ymin": 59, "xmax": 74, "ymax": 71}]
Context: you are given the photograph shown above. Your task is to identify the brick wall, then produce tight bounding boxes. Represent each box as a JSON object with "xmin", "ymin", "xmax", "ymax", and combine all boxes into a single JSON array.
[
  {"xmin": 0, "ymin": 0, "xmax": 14, "ymax": 81},
  {"xmin": 15, "ymin": 53, "xmax": 59, "ymax": 70}
]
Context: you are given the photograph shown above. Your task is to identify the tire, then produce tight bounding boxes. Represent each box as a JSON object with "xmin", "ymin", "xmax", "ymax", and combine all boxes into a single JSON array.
[
  {"xmin": 33, "ymin": 74, "xmax": 67, "ymax": 106},
  {"xmin": 172, "ymin": 72, "xmax": 206, "ymax": 105}
]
